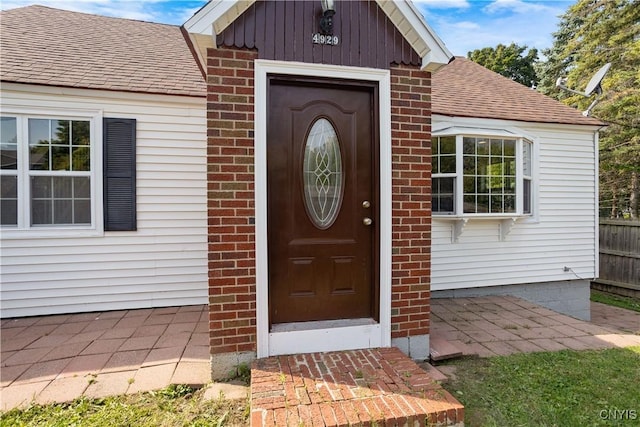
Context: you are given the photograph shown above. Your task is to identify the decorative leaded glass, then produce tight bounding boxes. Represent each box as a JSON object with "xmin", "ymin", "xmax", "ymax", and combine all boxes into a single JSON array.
[{"xmin": 303, "ymin": 118, "xmax": 343, "ymax": 229}]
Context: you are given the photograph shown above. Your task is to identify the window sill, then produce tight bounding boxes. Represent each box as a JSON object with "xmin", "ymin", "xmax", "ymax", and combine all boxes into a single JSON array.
[
  {"xmin": 433, "ymin": 214, "xmax": 530, "ymax": 242},
  {"xmin": 0, "ymin": 226, "xmax": 104, "ymax": 240}
]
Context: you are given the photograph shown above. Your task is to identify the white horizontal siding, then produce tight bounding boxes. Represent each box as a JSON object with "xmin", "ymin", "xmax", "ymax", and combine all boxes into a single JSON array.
[
  {"xmin": 432, "ymin": 117, "xmax": 599, "ymax": 291},
  {"xmin": 0, "ymin": 84, "xmax": 208, "ymax": 317}
]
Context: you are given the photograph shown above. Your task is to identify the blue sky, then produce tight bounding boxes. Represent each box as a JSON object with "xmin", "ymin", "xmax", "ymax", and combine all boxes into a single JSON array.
[{"xmin": 2, "ymin": 0, "xmax": 575, "ymax": 56}]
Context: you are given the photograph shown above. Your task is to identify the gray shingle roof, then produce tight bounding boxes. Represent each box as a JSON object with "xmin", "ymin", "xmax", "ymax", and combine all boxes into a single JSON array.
[
  {"xmin": 432, "ymin": 57, "xmax": 603, "ymax": 126},
  {"xmin": 0, "ymin": 5, "xmax": 206, "ymax": 97},
  {"xmin": 1, "ymin": 6, "xmax": 602, "ymax": 126}
]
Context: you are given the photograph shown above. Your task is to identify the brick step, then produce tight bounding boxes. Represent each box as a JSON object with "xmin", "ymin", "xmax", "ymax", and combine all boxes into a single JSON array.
[
  {"xmin": 250, "ymin": 348, "xmax": 464, "ymax": 426},
  {"xmin": 430, "ymin": 337, "xmax": 464, "ymax": 362}
]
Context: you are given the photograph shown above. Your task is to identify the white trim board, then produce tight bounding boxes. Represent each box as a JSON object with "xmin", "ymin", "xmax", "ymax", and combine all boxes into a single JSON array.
[{"xmin": 254, "ymin": 59, "xmax": 392, "ymax": 358}]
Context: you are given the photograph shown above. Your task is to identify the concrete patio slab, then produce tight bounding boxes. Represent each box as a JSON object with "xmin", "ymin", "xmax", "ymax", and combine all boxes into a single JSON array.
[{"xmin": 204, "ymin": 381, "xmax": 249, "ymax": 400}]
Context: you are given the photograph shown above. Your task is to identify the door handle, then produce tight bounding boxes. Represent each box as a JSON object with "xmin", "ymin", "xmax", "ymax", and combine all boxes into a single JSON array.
[{"xmin": 363, "ymin": 217, "xmax": 372, "ymax": 226}]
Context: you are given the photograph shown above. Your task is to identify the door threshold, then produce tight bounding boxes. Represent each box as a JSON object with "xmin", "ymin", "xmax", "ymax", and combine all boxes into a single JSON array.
[
  {"xmin": 268, "ymin": 318, "xmax": 383, "ymax": 355},
  {"xmin": 271, "ymin": 318, "xmax": 377, "ymax": 333}
]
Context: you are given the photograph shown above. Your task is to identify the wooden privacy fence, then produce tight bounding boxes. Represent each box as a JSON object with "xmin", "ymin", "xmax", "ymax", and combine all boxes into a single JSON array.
[{"xmin": 596, "ymin": 220, "xmax": 640, "ymax": 293}]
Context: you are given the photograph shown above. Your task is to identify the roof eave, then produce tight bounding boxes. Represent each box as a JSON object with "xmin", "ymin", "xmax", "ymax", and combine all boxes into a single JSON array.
[
  {"xmin": 376, "ymin": 0, "xmax": 453, "ymax": 71},
  {"xmin": 183, "ymin": 0, "xmax": 255, "ymax": 37}
]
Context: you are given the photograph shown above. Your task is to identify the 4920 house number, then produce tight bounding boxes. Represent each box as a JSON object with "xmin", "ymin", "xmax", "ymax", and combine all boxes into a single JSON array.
[{"xmin": 312, "ymin": 33, "xmax": 339, "ymax": 45}]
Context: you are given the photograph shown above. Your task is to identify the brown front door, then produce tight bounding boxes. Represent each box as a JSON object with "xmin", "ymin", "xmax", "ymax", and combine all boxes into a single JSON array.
[{"xmin": 267, "ymin": 77, "xmax": 379, "ymax": 325}]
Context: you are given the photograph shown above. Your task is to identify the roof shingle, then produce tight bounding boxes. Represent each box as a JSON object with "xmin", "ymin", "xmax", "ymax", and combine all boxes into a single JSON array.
[
  {"xmin": 1, "ymin": 6, "xmax": 602, "ymax": 126},
  {"xmin": 432, "ymin": 57, "xmax": 603, "ymax": 126},
  {"xmin": 0, "ymin": 5, "xmax": 206, "ymax": 97}
]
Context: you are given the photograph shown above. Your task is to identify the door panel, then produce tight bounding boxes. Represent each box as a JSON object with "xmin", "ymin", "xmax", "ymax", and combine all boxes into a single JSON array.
[{"xmin": 267, "ymin": 78, "xmax": 378, "ymax": 325}]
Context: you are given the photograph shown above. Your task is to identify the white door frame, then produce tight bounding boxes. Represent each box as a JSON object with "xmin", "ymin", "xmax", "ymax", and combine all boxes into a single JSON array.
[{"xmin": 254, "ymin": 59, "xmax": 392, "ymax": 357}]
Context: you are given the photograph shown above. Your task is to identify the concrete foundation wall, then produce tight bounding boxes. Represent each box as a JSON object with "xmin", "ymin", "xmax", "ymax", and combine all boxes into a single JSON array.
[{"xmin": 432, "ymin": 279, "xmax": 591, "ymax": 321}]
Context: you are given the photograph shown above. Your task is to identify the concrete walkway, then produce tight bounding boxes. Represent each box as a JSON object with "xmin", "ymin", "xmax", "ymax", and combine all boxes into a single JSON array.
[{"xmin": 2, "ymin": 297, "xmax": 639, "ymax": 411}]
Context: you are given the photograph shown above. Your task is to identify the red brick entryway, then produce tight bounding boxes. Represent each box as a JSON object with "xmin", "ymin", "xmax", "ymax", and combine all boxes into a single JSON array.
[
  {"xmin": 204, "ymin": 0, "xmax": 442, "ymax": 375},
  {"xmin": 250, "ymin": 348, "xmax": 464, "ymax": 426}
]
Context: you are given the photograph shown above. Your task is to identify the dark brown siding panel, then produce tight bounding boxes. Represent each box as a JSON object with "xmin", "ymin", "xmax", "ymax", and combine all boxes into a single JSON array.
[
  {"xmin": 234, "ymin": 13, "xmax": 244, "ymax": 48},
  {"xmin": 255, "ymin": 3, "xmax": 265, "ymax": 52},
  {"xmin": 217, "ymin": 0, "xmax": 421, "ymax": 69},
  {"xmin": 302, "ymin": 1, "xmax": 313, "ymax": 64}
]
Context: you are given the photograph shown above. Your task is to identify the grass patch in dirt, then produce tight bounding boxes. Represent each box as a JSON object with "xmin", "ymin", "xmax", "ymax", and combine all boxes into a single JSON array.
[
  {"xmin": 441, "ymin": 346, "xmax": 640, "ymax": 426},
  {"xmin": 591, "ymin": 289, "xmax": 640, "ymax": 313},
  {"xmin": 0, "ymin": 384, "xmax": 249, "ymax": 427}
]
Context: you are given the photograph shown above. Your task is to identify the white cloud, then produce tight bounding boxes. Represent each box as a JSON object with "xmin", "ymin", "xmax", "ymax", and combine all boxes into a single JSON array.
[
  {"xmin": 484, "ymin": 0, "xmax": 559, "ymax": 14},
  {"xmin": 428, "ymin": 12, "xmax": 560, "ymax": 56},
  {"xmin": 0, "ymin": 0, "xmax": 200, "ymax": 24},
  {"xmin": 418, "ymin": 0, "xmax": 573, "ymax": 56},
  {"xmin": 412, "ymin": 0, "xmax": 470, "ymax": 10}
]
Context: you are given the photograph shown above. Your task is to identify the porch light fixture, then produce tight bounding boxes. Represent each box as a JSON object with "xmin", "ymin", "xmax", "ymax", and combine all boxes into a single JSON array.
[{"xmin": 320, "ymin": 0, "xmax": 335, "ymax": 35}]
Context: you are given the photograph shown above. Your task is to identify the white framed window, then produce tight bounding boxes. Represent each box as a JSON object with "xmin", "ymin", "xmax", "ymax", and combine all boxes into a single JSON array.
[
  {"xmin": 1, "ymin": 111, "xmax": 100, "ymax": 233},
  {"xmin": 433, "ymin": 132, "xmax": 534, "ymax": 217}
]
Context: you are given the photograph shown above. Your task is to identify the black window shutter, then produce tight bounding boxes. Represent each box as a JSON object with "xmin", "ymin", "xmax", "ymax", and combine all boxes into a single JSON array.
[{"xmin": 103, "ymin": 118, "xmax": 136, "ymax": 231}]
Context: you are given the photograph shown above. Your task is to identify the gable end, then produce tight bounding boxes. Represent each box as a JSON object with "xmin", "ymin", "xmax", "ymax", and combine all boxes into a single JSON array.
[{"xmin": 216, "ymin": 0, "xmax": 421, "ymax": 69}]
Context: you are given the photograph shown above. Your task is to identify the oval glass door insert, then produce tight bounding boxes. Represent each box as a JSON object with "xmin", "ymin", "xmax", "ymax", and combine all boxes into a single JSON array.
[{"xmin": 303, "ymin": 118, "xmax": 343, "ymax": 229}]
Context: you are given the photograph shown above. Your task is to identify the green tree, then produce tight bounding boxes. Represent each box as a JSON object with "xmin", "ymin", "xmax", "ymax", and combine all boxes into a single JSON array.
[
  {"xmin": 468, "ymin": 43, "xmax": 539, "ymax": 87},
  {"xmin": 538, "ymin": 0, "xmax": 640, "ymax": 218}
]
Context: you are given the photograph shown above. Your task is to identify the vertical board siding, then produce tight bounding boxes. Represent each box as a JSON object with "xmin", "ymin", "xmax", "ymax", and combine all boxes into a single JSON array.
[
  {"xmin": 0, "ymin": 86, "xmax": 208, "ymax": 318},
  {"xmin": 217, "ymin": 0, "xmax": 420, "ymax": 69},
  {"xmin": 432, "ymin": 122, "xmax": 598, "ymax": 290},
  {"xmin": 597, "ymin": 220, "xmax": 640, "ymax": 290}
]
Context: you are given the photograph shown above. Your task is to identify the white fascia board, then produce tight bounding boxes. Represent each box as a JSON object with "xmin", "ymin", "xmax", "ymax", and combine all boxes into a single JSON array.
[
  {"xmin": 433, "ymin": 126, "xmax": 518, "ymax": 138},
  {"xmin": 377, "ymin": 0, "xmax": 453, "ymax": 71},
  {"xmin": 183, "ymin": 0, "xmax": 255, "ymax": 36}
]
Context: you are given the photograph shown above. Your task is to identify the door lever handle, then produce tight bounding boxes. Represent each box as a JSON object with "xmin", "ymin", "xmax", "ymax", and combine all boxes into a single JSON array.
[{"xmin": 363, "ymin": 217, "xmax": 372, "ymax": 226}]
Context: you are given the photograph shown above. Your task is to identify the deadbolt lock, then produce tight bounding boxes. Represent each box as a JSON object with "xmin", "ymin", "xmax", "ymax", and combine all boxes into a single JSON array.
[{"xmin": 362, "ymin": 201, "xmax": 371, "ymax": 208}]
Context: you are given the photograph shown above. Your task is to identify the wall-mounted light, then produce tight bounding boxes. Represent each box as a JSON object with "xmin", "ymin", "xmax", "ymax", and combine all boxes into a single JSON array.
[{"xmin": 320, "ymin": 0, "xmax": 335, "ymax": 35}]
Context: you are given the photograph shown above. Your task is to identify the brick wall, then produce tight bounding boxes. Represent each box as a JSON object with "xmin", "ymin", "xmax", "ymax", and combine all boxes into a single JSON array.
[
  {"xmin": 206, "ymin": 48, "xmax": 432, "ymax": 360},
  {"xmin": 207, "ymin": 46, "xmax": 258, "ymax": 356},
  {"xmin": 389, "ymin": 65, "xmax": 432, "ymax": 341}
]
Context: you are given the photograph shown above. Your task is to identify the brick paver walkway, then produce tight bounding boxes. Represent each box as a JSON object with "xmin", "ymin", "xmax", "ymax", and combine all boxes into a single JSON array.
[
  {"xmin": 591, "ymin": 301, "xmax": 640, "ymax": 334},
  {"xmin": 1, "ymin": 305, "xmax": 211, "ymax": 411},
  {"xmin": 250, "ymin": 348, "xmax": 464, "ymax": 427},
  {"xmin": 431, "ymin": 296, "xmax": 640, "ymax": 357},
  {"xmin": 2, "ymin": 295, "xmax": 639, "ymax": 414}
]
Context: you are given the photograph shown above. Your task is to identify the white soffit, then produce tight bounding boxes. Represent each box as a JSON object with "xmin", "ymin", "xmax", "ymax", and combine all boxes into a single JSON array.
[
  {"xmin": 183, "ymin": 0, "xmax": 453, "ymax": 71},
  {"xmin": 183, "ymin": 0, "xmax": 255, "ymax": 36},
  {"xmin": 375, "ymin": 0, "xmax": 452, "ymax": 71}
]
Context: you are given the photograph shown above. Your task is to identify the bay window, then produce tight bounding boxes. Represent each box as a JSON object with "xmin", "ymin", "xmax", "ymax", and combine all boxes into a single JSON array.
[{"xmin": 433, "ymin": 132, "xmax": 534, "ymax": 217}]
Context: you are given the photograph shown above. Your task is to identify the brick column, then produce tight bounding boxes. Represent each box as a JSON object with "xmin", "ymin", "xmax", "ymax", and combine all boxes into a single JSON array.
[
  {"xmin": 389, "ymin": 65, "xmax": 433, "ymax": 359},
  {"xmin": 207, "ymin": 46, "xmax": 258, "ymax": 378}
]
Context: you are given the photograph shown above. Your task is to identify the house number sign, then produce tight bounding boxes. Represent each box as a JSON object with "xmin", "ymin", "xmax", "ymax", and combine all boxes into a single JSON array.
[{"xmin": 312, "ymin": 33, "xmax": 339, "ymax": 45}]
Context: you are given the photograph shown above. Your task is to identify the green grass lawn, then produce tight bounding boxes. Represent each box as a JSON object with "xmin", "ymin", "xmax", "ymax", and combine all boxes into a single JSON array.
[
  {"xmin": 441, "ymin": 346, "xmax": 640, "ymax": 427},
  {"xmin": 0, "ymin": 384, "xmax": 249, "ymax": 427},
  {"xmin": 591, "ymin": 289, "xmax": 640, "ymax": 313},
  {"xmin": 4, "ymin": 348, "xmax": 640, "ymax": 426}
]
